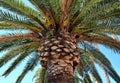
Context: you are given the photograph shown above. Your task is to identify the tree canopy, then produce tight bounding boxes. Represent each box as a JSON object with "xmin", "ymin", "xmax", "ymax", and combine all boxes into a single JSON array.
[{"xmin": 0, "ymin": 0, "xmax": 120, "ymax": 83}]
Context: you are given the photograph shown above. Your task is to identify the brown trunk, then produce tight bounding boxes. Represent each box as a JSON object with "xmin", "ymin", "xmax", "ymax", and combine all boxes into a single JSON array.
[
  {"xmin": 48, "ymin": 74, "xmax": 73, "ymax": 83},
  {"xmin": 47, "ymin": 59, "xmax": 74, "ymax": 83},
  {"xmin": 38, "ymin": 35, "xmax": 81, "ymax": 83}
]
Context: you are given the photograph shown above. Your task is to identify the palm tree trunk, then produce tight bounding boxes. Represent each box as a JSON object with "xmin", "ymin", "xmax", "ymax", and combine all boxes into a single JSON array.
[
  {"xmin": 38, "ymin": 36, "xmax": 80, "ymax": 83},
  {"xmin": 47, "ymin": 59, "xmax": 74, "ymax": 83}
]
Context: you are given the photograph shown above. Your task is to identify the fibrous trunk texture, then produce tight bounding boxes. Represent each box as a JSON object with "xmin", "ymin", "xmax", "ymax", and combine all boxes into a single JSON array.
[
  {"xmin": 47, "ymin": 59, "xmax": 74, "ymax": 83},
  {"xmin": 38, "ymin": 35, "xmax": 80, "ymax": 83}
]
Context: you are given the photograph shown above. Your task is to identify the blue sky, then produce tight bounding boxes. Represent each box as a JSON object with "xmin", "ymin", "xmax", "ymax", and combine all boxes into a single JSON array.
[{"xmin": 0, "ymin": 1, "xmax": 120, "ymax": 83}]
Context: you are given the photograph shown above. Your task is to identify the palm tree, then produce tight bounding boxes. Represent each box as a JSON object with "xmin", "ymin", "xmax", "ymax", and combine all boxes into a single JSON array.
[{"xmin": 0, "ymin": 0, "xmax": 120, "ymax": 83}]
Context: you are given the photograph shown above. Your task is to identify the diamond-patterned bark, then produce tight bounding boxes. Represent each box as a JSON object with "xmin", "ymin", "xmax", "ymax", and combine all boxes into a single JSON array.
[{"xmin": 38, "ymin": 36, "xmax": 80, "ymax": 80}]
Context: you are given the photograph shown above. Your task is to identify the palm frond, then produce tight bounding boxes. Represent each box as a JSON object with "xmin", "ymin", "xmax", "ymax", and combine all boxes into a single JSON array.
[
  {"xmin": 82, "ymin": 42, "xmax": 111, "ymax": 66},
  {"xmin": 60, "ymin": 0, "xmax": 72, "ymax": 29},
  {"xmin": 0, "ymin": 0, "xmax": 46, "ymax": 29},
  {"xmin": 15, "ymin": 54, "xmax": 39, "ymax": 83},
  {"xmin": 83, "ymin": 12, "xmax": 120, "ymax": 29},
  {"xmin": 77, "ymin": 50, "xmax": 102, "ymax": 83},
  {"xmin": 78, "ymin": 35, "xmax": 120, "ymax": 53},
  {"xmin": 106, "ymin": 65, "xmax": 120, "ymax": 83},
  {"xmin": 0, "ymin": 42, "xmax": 39, "ymax": 67},
  {"xmin": 70, "ymin": 0, "xmax": 120, "ymax": 33},
  {"xmin": 0, "ymin": 0, "xmax": 24, "ymax": 16},
  {"xmin": 78, "ymin": 54, "xmax": 102, "ymax": 83},
  {"xmin": 91, "ymin": 25, "xmax": 120, "ymax": 35},
  {"xmin": 34, "ymin": 67, "xmax": 47, "ymax": 83},
  {"xmin": 0, "ymin": 33, "xmax": 39, "ymax": 42},
  {"xmin": 95, "ymin": 60, "xmax": 120, "ymax": 83},
  {"xmin": 2, "ymin": 47, "xmax": 36, "ymax": 77},
  {"xmin": 0, "ymin": 39, "xmax": 33, "ymax": 52},
  {"xmin": 83, "ymin": 43, "xmax": 120, "ymax": 82},
  {"xmin": 74, "ymin": 21, "xmax": 120, "ymax": 35},
  {"xmin": 0, "ymin": 10, "xmax": 42, "ymax": 32},
  {"xmin": 29, "ymin": 0, "xmax": 56, "ymax": 29},
  {"xmin": 49, "ymin": 0, "xmax": 61, "ymax": 23},
  {"xmin": 100, "ymin": 63, "xmax": 110, "ymax": 83},
  {"xmin": 71, "ymin": 0, "xmax": 103, "ymax": 25},
  {"xmin": 91, "ymin": 63, "xmax": 102, "ymax": 83},
  {"xmin": 83, "ymin": 74, "xmax": 93, "ymax": 83},
  {"xmin": 79, "ymin": 1, "xmax": 120, "ymax": 27},
  {"xmin": 74, "ymin": 71, "xmax": 82, "ymax": 83},
  {"xmin": 76, "ymin": 52, "xmax": 96, "ymax": 82}
]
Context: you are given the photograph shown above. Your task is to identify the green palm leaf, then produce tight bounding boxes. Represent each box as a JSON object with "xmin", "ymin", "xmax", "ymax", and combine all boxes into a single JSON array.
[
  {"xmin": 84, "ymin": 43, "xmax": 120, "ymax": 82},
  {"xmin": 0, "ymin": 0, "xmax": 46, "ymax": 29},
  {"xmin": 16, "ymin": 54, "xmax": 39, "ymax": 83},
  {"xmin": 2, "ymin": 47, "xmax": 36, "ymax": 77},
  {"xmin": 0, "ymin": 42, "xmax": 39, "ymax": 67}
]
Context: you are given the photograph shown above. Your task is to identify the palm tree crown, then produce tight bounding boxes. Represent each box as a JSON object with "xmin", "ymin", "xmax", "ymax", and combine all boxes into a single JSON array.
[{"xmin": 0, "ymin": 0, "xmax": 120, "ymax": 83}]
